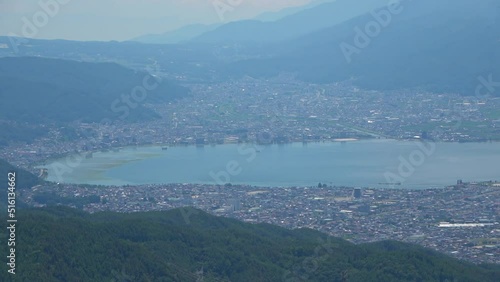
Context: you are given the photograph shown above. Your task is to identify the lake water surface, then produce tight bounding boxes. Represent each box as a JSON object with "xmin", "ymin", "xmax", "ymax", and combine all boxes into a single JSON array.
[{"xmin": 44, "ymin": 140, "xmax": 500, "ymax": 188}]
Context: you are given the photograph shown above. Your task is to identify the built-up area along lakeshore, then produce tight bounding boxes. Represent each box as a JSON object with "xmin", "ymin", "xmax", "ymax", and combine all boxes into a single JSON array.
[
  {"xmin": 3, "ymin": 79, "xmax": 500, "ymax": 170},
  {"xmin": 2, "ymin": 80, "xmax": 499, "ymax": 265}
]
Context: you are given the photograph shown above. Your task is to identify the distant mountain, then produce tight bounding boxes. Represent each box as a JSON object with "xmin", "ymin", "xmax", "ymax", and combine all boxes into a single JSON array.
[
  {"xmin": 0, "ymin": 57, "xmax": 189, "ymax": 124},
  {"xmin": 228, "ymin": 0, "xmax": 500, "ymax": 95},
  {"xmin": 0, "ymin": 37, "xmax": 223, "ymax": 81},
  {"xmin": 131, "ymin": 23, "xmax": 221, "ymax": 44},
  {"xmin": 191, "ymin": 0, "xmax": 390, "ymax": 43},
  {"xmin": 2, "ymin": 206, "xmax": 498, "ymax": 281},
  {"xmin": 2, "ymin": 0, "xmax": 499, "ymax": 96},
  {"xmin": 253, "ymin": 0, "xmax": 332, "ymax": 22}
]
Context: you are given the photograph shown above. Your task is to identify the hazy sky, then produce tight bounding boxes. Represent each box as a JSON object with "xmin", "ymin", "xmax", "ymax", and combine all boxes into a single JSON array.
[{"xmin": 0, "ymin": 0, "xmax": 314, "ymax": 41}]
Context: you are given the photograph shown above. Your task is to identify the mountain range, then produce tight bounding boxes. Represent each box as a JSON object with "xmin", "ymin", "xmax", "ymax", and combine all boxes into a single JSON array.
[
  {"xmin": 131, "ymin": 23, "xmax": 221, "ymax": 44},
  {"xmin": 131, "ymin": 0, "xmax": 334, "ymax": 44},
  {"xmin": 225, "ymin": 0, "xmax": 500, "ymax": 94},
  {"xmin": 1, "ymin": 0, "xmax": 499, "ymax": 95},
  {"xmin": 191, "ymin": 0, "xmax": 390, "ymax": 44}
]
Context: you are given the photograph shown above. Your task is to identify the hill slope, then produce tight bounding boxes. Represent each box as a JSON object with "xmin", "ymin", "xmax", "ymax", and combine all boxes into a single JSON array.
[
  {"xmin": 0, "ymin": 158, "xmax": 39, "ymax": 209},
  {"xmin": 1, "ymin": 206, "xmax": 498, "ymax": 281},
  {"xmin": 0, "ymin": 57, "xmax": 189, "ymax": 124},
  {"xmin": 0, "ymin": 159, "xmax": 39, "ymax": 189}
]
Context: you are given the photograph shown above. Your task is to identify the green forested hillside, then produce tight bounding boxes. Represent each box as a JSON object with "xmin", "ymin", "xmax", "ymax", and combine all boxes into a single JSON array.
[
  {"xmin": 0, "ymin": 159, "xmax": 39, "ymax": 189},
  {"xmin": 0, "ymin": 159, "xmax": 39, "ymax": 209},
  {"xmin": 1, "ymin": 206, "xmax": 498, "ymax": 281}
]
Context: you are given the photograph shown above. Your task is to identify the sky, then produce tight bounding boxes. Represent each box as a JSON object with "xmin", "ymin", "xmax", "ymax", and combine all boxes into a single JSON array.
[{"xmin": 0, "ymin": 0, "xmax": 314, "ymax": 41}]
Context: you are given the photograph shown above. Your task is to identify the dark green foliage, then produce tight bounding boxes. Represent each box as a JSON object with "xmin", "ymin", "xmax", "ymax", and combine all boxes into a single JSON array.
[
  {"xmin": 0, "ymin": 159, "xmax": 39, "ymax": 189},
  {"xmin": 0, "ymin": 206, "xmax": 498, "ymax": 281},
  {"xmin": 33, "ymin": 192, "xmax": 100, "ymax": 209}
]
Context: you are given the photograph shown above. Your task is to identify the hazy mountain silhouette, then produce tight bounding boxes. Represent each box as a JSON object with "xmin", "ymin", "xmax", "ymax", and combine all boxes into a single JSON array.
[
  {"xmin": 191, "ymin": 0, "xmax": 390, "ymax": 43},
  {"xmin": 228, "ymin": 0, "xmax": 500, "ymax": 94},
  {"xmin": 253, "ymin": 0, "xmax": 332, "ymax": 22},
  {"xmin": 131, "ymin": 23, "xmax": 221, "ymax": 44},
  {"xmin": 0, "ymin": 57, "xmax": 189, "ymax": 123}
]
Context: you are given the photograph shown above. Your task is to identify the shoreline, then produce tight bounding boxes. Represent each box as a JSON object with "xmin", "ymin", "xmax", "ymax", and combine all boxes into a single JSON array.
[
  {"xmin": 37, "ymin": 139, "xmax": 500, "ymax": 188},
  {"xmin": 36, "ymin": 136, "xmax": 500, "ymax": 166},
  {"xmin": 38, "ymin": 179, "xmax": 467, "ymax": 190},
  {"xmin": 35, "ymin": 135, "xmax": 500, "ymax": 166}
]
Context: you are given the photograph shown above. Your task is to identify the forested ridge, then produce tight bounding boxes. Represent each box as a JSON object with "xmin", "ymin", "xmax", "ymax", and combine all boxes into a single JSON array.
[{"xmin": 0, "ymin": 206, "xmax": 498, "ymax": 281}]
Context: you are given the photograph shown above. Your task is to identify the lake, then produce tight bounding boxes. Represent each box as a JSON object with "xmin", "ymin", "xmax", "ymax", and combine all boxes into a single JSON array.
[{"xmin": 44, "ymin": 140, "xmax": 500, "ymax": 188}]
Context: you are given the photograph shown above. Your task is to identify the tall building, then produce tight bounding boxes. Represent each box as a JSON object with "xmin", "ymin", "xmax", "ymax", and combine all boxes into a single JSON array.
[
  {"xmin": 230, "ymin": 198, "xmax": 241, "ymax": 212},
  {"xmin": 352, "ymin": 188, "xmax": 362, "ymax": 199}
]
